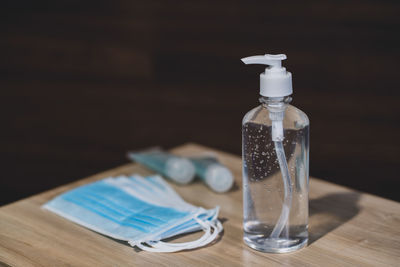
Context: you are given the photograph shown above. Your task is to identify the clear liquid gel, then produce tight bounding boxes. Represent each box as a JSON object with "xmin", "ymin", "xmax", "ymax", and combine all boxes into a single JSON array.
[{"xmin": 242, "ymin": 96, "xmax": 309, "ymax": 253}]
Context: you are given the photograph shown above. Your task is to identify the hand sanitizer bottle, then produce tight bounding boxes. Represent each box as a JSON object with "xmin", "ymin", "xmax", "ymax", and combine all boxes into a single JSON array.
[
  {"xmin": 189, "ymin": 156, "xmax": 234, "ymax": 193},
  {"xmin": 241, "ymin": 54, "xmax": 309, "ymax": 253},
  {"xmin": 127, "ymin": 149, "xmax": 195, "ymax": 184}
]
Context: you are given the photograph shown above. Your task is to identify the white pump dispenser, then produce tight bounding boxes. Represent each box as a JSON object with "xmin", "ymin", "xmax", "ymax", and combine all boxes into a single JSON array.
[
  {"xmin": 241, "ymin": 54, "xmax": 292, "ymax": 98},
  {"xmin": 242, "ymin": 54, "xmax": 293, "ymax": 141}
]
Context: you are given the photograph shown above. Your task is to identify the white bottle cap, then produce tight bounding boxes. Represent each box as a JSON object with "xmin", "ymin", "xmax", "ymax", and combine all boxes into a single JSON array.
[
  {"xmin": 165, "ymin": 158, "xmax": 195, "ymax": 184},
  {"xmin": 204, "ymin": 164, "xmax": 234, "ymax": 193},
  {"xmin": 241, "ymin": 54, "xmax": 293, "ymax": 97}
]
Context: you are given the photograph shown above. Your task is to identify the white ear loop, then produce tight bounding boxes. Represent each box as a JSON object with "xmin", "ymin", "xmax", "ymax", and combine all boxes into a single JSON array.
[
  {"xmin": 135, "ymin": 218, "xmax": 222, "ymax": 253},
  {"xmin": 149, "ymin": 219, "xmax": 222, "ymax": 250}
]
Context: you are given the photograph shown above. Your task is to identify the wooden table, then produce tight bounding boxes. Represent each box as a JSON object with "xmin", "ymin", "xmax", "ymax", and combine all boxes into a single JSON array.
[{"xmin": 1, "ymin": 143, "xmax": 399, "ymax": 266}]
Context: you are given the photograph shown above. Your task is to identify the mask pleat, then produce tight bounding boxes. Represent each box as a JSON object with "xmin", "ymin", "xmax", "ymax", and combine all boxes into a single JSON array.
[{"xmin": 62, "ymin": 182, "xmax": 188, "ymax": 232}]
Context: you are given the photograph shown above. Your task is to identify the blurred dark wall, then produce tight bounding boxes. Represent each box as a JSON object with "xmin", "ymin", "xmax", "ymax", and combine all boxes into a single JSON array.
[{"xmin": 1, "ymin": 0, "xmax": 399, "ymax": 204}]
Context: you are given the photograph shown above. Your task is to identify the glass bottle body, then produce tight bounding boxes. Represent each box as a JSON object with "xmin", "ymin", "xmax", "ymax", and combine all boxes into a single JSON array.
[{"xmin": 242, "ymin": 97, "xmax": 309, "ymax": 253}]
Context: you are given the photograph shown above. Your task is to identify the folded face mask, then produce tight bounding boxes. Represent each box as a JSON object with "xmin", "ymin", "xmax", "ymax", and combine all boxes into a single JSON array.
[{"xmin": 43, "ymin": 174, "xmax": 222, "ymax": 252}]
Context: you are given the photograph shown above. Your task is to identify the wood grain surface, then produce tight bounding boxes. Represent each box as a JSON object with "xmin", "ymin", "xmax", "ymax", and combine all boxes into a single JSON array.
[{"xmin": 0, "ymin": 143, "xmax": 399, "ymax": 266}]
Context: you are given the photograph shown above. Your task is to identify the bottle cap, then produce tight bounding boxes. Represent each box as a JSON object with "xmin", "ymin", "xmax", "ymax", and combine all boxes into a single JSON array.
[
  {"xmin": 241, "ymin": 54, "xmax": 293, "ymax": 97},
  {"xmin": 204, "ymin": 164, "xmax": 234, "ymax": 193},
  {"xmin": 165, "ymin": 158, "xmax": 196, "ymax": 184}
]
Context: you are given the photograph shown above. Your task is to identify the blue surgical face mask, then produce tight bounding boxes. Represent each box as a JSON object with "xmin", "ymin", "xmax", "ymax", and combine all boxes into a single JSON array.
[{"xmin": 43, "ymin": 174, "xmax": 222, "ymax": 252}]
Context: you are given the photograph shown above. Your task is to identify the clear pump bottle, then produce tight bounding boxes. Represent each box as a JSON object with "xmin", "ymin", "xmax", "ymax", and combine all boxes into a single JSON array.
[{"xmin": 241, "ymin": 54, "xmax": 309, "ymax": 253}]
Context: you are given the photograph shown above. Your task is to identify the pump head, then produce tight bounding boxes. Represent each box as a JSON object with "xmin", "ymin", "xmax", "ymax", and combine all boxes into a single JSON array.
[{"xmin": 241, "ymin": 54, "xmax": 293, "ymax": 97}]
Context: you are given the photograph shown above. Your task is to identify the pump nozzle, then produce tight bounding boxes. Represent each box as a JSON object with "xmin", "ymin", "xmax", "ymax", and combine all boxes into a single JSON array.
[
  {"xmin": 241, "ymin": 53, "xmax": 292, "ymax": 98},
  {"xmin": 241, "ymin": 54, "xmax": 286, "ymax": 68}
]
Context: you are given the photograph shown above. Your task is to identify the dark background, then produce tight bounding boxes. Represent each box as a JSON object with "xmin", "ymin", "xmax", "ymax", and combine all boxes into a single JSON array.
[{"xmin": 1, "ymin": 0, "xmax": 399, "ymax": 205}]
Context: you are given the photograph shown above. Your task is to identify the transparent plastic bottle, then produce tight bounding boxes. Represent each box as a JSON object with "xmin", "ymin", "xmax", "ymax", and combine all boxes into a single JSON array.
[
  {"xmin": 242, "ymin": 96, "xmax": 309, "ymax": 253},
  {"xmin": 127, "ymin": 149, "xmax": 195, "ymax": 184}
]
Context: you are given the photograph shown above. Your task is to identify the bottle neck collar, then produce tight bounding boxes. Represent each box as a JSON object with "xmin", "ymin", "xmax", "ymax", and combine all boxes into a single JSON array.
[{"xmin": 259, "ymin": 96, "xmax": 292, "ymax": 108}]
